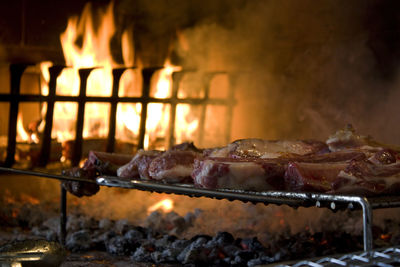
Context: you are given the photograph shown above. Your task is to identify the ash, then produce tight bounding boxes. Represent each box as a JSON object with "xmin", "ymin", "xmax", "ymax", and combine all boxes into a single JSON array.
[{"xmin": 2, "ymin": 204, "xmax": 400, "ymax": 266}]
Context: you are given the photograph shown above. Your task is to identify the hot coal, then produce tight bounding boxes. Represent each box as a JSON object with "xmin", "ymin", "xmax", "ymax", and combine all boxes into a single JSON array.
[{"xmin": 2, "ymin": 204, "xmax": 400, "ymax": 266}]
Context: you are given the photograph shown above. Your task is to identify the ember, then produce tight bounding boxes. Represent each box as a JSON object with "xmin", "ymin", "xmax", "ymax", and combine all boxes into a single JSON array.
[{"xmin": 2, "ymin": 200, "xmax": 400, "ymax": 266}]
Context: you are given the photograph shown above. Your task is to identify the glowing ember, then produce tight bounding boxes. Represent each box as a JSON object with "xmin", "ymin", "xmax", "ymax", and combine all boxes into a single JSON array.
[{"xmin": 147, "ymin": 198, "xmax": 174, "ymax": 214}]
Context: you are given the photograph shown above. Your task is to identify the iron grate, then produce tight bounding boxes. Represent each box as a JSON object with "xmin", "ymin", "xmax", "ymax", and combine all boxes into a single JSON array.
[
  {"xmin": 0, "ymin": 63, "xmax": 236, "ymax": 167},
  {"xmin": 272, "ymin": 246, "xmax": 400, "ymax": 267}
]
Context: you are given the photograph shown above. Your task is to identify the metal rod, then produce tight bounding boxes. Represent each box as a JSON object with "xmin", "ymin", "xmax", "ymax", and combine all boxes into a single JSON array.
[
  {"xmin": 198, "ymin": 74, "xmax": 212, "ymax": 145},
  {"xmin": 4, "ymin": 64, "xmax": 30, "ymax": 167},
  {"xmin": 0, "ymin": 166, "xmax": 97, "ymax": 183},
  {"xmin": 0, "ymin": 164, "xmax": 393, "ymax": 251},
  {"xmin": 225, "ymin": 74, "xmax": 237, "ymax": 144},
  {"xmin": 107, "ymin": 68, "xmax": 126, "ymax": 153},
  {"xmin": 38, "ymin": 66, "xmax": 65, "ymax": 167},
  {"xmin": 137, "ymin": 67, "xmax": 161, "ymax": 149},
  {"xmin": 60, "ymin": 185, "xmax": 67, "ymax": 246},
  {"xmin": 0, "ymin": 94, "xmax": 233, "ymax": 105},
  {"xmin": 168, "ymin": 72, "xmax": 184, "ymax": 148},
  {"xmin": 357, "ymin": 197, "xmax": 373, "ymax": 251},
  {"xmin": 72, "ymin": 68, "xmax": 95, "ymax": 166}
]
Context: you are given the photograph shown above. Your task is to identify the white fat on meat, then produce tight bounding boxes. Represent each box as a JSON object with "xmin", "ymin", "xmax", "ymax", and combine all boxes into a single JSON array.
[
  {"xmin": 149, "ymin": 165, "xmax": 193, "ymax": 183},
  {"xmin": 148, "ymin": 150, "xmax": 200, "ymax": 183},
  {"xmin": 208, "ymin": 138, "xmax": 326, "ymax": 159}
]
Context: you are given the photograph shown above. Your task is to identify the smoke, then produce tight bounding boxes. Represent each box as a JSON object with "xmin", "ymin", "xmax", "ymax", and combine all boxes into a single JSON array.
[{"xmin": 149, "ymin": 0, "xmax": 400, "ymax": 143}]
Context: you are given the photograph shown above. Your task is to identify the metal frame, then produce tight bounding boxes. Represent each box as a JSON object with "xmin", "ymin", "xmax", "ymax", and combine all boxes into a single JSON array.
[
  {"xmin": 2, "ymin": 166, "xmax": 400, "ymax": 252},
  {"xmin": 96, "ymin": 176, "xmax": 381, "ymax": 251},
  {"xmin": 273, "ymin": 246, "xmax": 400, "ymax": 266},
  {"xmin": 0, "ymin": 63, "xmax": 236, "ymax": 166}
]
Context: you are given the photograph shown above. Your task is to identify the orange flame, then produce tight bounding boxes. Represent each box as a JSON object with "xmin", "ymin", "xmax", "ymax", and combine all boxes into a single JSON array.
[
  {"xmin": 147, "ymin": 198, "xmax": 174, "ymax": 214},
  {"xmin": 38, "ymin": 1, "xmax": 198, "ymax": 150},
  {"xmin": 16, "ymin": 113, "xmax": 29, "ymax": 142},
  {"xmin": 16, "ymin": 113, "xmax": 39, "ymax": 144}
]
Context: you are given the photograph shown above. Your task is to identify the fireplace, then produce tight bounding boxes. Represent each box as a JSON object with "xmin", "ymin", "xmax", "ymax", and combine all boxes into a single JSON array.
[{"xmin": 2, "ymin": 0, "xmax": 400, "ymax": 266}]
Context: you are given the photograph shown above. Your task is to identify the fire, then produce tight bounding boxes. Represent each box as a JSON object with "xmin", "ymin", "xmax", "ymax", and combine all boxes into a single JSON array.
[
  {"xmin": 50, "ymin": 2, "xmax": 116, "ymax": 142},
  {"xmin": 147, "ymin": 198, "xmax": 174, "ymax": 214},
  {"xmin": 145, "ymin": 62, "xmax": 179, "ymax": 149},
  {"xmin": 16, "ymin": 113, "xmax": 39, "ymax": 144},
  {"xmin": 38, "ymin": 1, "xmax": 198, "ymax": 151},
  {"xmin": 16, "ymin": 113, "xmax": 29, "ymax": 142}
]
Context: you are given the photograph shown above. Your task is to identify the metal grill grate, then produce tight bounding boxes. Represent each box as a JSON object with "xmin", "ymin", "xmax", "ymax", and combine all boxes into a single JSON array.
[
  {"xmin": 2, "ymin": 167, "xmax": 400, "ymax": 252},
  {"xmin": 273, "ymin": 246, "xmax": 400, "ymax": 267},
  {"xmin": 0, "ymin": 63, "xmax": 236, "ymax": 167}
]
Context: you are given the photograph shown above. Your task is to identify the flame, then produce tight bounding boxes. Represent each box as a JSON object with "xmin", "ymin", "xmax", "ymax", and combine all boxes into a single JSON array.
[
  {"xmin": 38, "ymin": 1, "xmax": 198, "ymax": 150},
  {"xmin": 40, "ymin": 2, "xmax": 125, "ymax": 143},
  {"xmin": 147, "ymin": 198, "xmax": 174, "ymax": 214},
  {"xmin": 16, "ymin": 113, "xmax": 39, "ymax": 143},
  {"xmin": 175, "ymin": 104, "xmax": 199, "ymax": 144},
  {"xmin": 16, "ymin": 113, "xmax": 29, "ymax": 142}
]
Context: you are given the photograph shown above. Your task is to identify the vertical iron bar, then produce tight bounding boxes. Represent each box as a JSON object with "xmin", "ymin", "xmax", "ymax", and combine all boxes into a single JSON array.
[
  {"xmin": 198, "ymin": 73, "xmax": 212, "ymax": 146},
  {"xmin": 72, "ymin": 68, "xmax": 94, "ymax": 166},
  {"xmin": 5, "ymin": 64, "xmax": 30, "ymax": 167},
  {"xmin": 60, "ymin": 185, "xmax": 67, "ymax": 246},
  {"xmin": 137, "ymin": 67, "xmax": 160, "ymax": 150},
  {"xmin": 107, "ymin": 68, "xmax": 126, "ymax": 153},
  {"xmin": 225, "ymin": 74, "xmax": 237, "ymax": 144},
  {"xmin": 38, "ymin": 66, "xmax": 65, "ymax": 167},
  {"xmin": 168, "ymin": 72, "xmax": 183, "ymax": 148}
]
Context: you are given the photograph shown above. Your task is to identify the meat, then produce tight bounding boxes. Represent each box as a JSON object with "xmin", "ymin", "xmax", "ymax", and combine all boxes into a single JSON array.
[
  {"xmin": 116, "ymin": 142, "xmax": 201, "ymax": 182},
  {"xmin": 207, "ymin": 138, "xmax": 328, "ymax": 159},
  {"xmin": 64, "ymin": 128, "xmax": 400, "ymax": 197},
  {"xmin": 149, "ymin": 150, "xmax": 200, "ymax": 183},
  {"xmin": 333, "ymin": 159, "xmax": 400, "ymax": 195},
  {"xmin": 195, "ymin": 145, "xmax": 400, "ymax": 196},
  {"xmin": 193, "ymin": 158, "xmax": 286, "ymax": 191},
  {"xmin": 325, "ymin": 124, "xmax": 400, "ymax": 153},
  {"xmin": 62, "ymin": 151, "xmax": 133, "ymax": 197},
  {"xmin": 61, "ymin": 167, "xmax": 100, "ymax": 197},
  {"xmin": 284, "ymin": 150, "xmax": 366, "ymax": 163},
  {"xmin": 117, "ymin": 150, "xmax": 162, "ymax": 180},
  {"xmin": 283, "ymin": 149, "xmax": 400, "ymax": 196},
  {"xmin": 284, "ymin": 162, "xmax": 349, "ymax": 193}
]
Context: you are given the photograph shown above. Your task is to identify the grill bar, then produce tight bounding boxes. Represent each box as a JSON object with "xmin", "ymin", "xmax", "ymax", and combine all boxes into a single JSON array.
[
  {"xmin": 95, "ymin": 175, "xmax": 375, "ymax": 252},
  {"xmin": 2, "ymin": 166, "xmax": 400, "ymax": 252},
  {"xmin": 38, "ymin": 66, "xmax": 64, "ymax": 166},
  {"xmin": 5, "ymin": 64, "xmax": 31, "ymax": 166},
  {"xmin": 107, "ymin": 68, "xmax": 126, "ymax": 153}
]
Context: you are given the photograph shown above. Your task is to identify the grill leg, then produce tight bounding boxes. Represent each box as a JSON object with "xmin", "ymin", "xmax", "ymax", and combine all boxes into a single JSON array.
[
  {"xmin": 60, "ymin": 184, "xmax": 67, "ymax": 246},
  {"xmin": 359, "ymin": 198, "xmax": 373, "ymax": 251}
]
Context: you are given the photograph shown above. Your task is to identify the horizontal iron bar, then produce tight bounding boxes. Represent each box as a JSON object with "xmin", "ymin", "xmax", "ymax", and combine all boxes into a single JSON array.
[
  {"xmin": 0, "ymin": 93, "xmax": 235, "ymax": 105},
  {"xmin": 96, "ymin": 175, "xmax": 400, "ymax": 210},
  {"xmin": 1, "ymin": 165, "xmax": 400, "ymax": 211}
]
